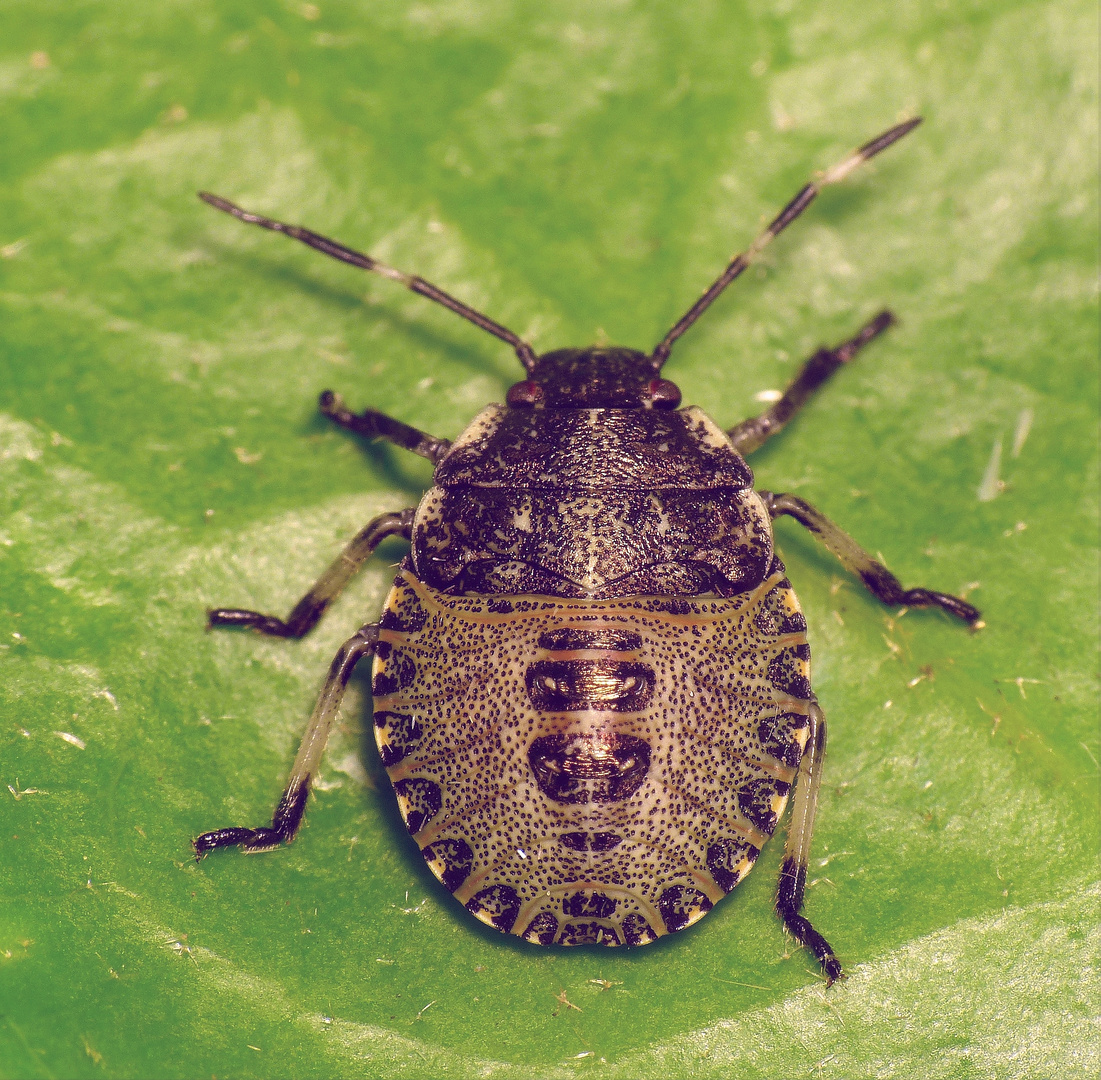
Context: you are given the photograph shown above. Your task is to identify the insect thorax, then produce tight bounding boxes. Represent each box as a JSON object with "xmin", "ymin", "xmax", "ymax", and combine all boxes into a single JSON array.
[{"xmin": 411, "ymin": 404, "xmax": 775, "ymax": 599}]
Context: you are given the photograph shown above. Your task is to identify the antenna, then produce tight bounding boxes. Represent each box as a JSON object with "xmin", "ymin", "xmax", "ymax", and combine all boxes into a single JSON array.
[
  {"xmin": 651, "ymin": 118, "xmax": 922, "ymax": 368},
  {"xmin": 198, "ymin": 193, "xmax": 538, "ymax": 372}
]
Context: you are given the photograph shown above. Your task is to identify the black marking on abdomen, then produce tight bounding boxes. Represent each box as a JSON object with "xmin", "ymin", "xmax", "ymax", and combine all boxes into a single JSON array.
[
  {"xmin": 372, "ymin": 647, "xmax": 417, "ymax": 697},
  {"xmin": 622, "ymin": 913, "xmax": 657, "ymax": 946},
  {"xmin": 562, "ymin": 891, "xmax": 618, "ymax": 918},
  {"xmin": 657, "ymin": 884, "xmax": 713, "ymax": 934},
  {"xmin": 374, "ymin": 710, "xmax": 423, "ymax": 766},
  {"xmin": 421, "ymin": 837, "xmax": 474, "ymax": 892},
  {"xmin": 758, "ymin": 712, "xmax": 809, "ymax": 769},
  {"xmin": 706, "ymin": 837, "xmax": 760, "ymax": 893},
  {"xmin": 590, "ymin": 831, "xmax": 623, "ymax": 851},
  {"xmin": 538, "ymin": 627, "xmax": 642, "ymax": 651},
  {"xmin": 466, "ymin": 884, "xmax": 521, "ymax": 932},
  {"xmin": 393, "ymin": 777, "xmax": 441, "ymax": 834},
  {"xmin": 525, "ymin": 659, "xmax": 654, "ymax": 712},
  {"xmin": 767, "ymin": 644, "xmax": 812, "ymax": 699},
  {"xmin": 529, "ymin": 733, "xmax": 651, "ymax": 803},
  {"xmin": 379, "ymin": 579, "xmax": 427, "ymax": 633},
  {"xmin": 558, "ymin": 830, "xmax": 624, "ymax": 852},
  {"xmin": 522, "ymin": 911, "xmax": 559, "ymax": 945},
  {"xmin": 560, "ymin": 921, "xmax": 621, "ymax": 946},
  {"xmin": 753, "ymin": 579, "xmax": 808, "ymax": 636},
  {"xmin": 737, "ymin": 777, "xmax": 790, "ymax": 835}
]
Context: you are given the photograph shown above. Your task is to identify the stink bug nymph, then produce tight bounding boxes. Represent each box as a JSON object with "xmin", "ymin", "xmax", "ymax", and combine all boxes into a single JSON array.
[{"xmin": 193, "ymin": 119, "xmax": 980, "ymax": 983}]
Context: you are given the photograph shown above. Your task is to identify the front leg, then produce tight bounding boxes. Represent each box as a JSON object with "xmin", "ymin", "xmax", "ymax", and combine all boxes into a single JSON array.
[
  {"xmin": 320, "ymin": 391, "xmax": 451, "ymax": 464},
  {"xmin": 209, "ymin": 508, "xmax": 415, "ymax": 638},
  {"xmin": 760, "ymin": 491, "xmax": 981, "ymax": 624},
  {"xmin": 194, "ymin": 623, "xmax": 379, "ymax": 855},
  {"xmin": 728, "ymin": 311, "xmax": 895, "ymax": 455}
]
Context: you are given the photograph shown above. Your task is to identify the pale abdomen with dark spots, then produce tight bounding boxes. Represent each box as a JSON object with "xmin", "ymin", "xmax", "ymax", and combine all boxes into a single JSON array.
[{"xmin": 371, "ymin": 563, "xmax": 813, "ymax": 946}]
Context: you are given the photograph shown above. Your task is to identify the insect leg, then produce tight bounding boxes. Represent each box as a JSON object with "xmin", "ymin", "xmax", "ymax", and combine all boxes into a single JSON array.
[
  {"xmin": 759, "ymin": 492, "xmax": 981, "ymax": 623},
  {"xmin": 728, "ymin": 311, "xmax": 895, "ymax": 454},
  {"xmin": 651, "ymin": 117, "xmax": 922, "ymax": 367},
  {"xmin": 209, "ymin": 508, "xmax": 415, "ymax": 637},
  {"xmin": 198, "ymin": 192, "xmax": 538, "ymax": 373},
  {"xmin": 319, "ymin": 390, "xmax": 451, "ymax": 464},
  {"xmin": 776, "ymin": 702, "xmax": 843, "ymax": 984},
  {"xmin": 194, "ymin": 623, "xmax": 379, "ymax": 856}
]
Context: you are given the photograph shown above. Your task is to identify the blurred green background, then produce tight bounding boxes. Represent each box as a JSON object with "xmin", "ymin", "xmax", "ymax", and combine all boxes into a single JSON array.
[{"xmin": 0, "ymin": 1, "xmax": 1097, "ymax": 1077}]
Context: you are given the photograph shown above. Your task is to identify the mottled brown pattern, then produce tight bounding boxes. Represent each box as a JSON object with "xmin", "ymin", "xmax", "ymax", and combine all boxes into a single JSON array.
[
  {"xmin": 433, "ymin": 405, "xmax": 754, "ymax": 490},
  {"xmin": 412, "ymin": 405, "xmax": 774, "ymax": 599},
  {"xmin": 373, "ymin": 566, "xmax": 810, "ymax": 946}
]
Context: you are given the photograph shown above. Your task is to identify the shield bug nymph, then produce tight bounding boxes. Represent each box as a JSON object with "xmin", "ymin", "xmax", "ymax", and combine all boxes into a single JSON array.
[{"xmin": 193, "ymin": 118, "xmax": 980, "ymax": 984}]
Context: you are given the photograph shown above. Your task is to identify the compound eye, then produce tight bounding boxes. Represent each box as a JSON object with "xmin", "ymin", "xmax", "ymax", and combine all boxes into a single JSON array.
[
  {"xmin": 507, "ymin": 380, "xmax": 545, "ymax": 407},
  {"xmin": 646, "ymin": 378, "xmax": 682, "ymax": 409}
]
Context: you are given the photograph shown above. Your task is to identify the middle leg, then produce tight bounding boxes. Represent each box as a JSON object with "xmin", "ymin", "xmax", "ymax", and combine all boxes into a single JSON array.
[{"xmin": 760, "ymin": 491, "xmax": 981, "ymax": 624}]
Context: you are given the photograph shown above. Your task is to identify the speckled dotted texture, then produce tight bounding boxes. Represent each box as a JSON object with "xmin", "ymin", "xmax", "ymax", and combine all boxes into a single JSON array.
[
  {"xmin": 372, "ymin": 565, "xmax": 812, "ymax": 947},
  {"xmin": 410, "ymin": 403, "xmax": 775, "ymax": 599}
]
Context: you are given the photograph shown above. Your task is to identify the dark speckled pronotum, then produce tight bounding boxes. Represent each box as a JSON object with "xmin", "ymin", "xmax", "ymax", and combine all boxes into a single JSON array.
[{"xmin": 193, "ymin": 119, "xmax": 981, "ymax": 985}]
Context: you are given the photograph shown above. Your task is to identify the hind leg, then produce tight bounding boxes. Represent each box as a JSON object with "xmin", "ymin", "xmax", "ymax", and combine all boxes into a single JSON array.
[
  {"xmin": 194, "ymin": 623, "xmax": 379, "ymax": 855},
  {"xmin": 776, "ymin": 702, "xmax": 843, "ymax": 984},
  {"xmin": 759, "ymin": 492, "xmax": 981, "ymax": 624}
]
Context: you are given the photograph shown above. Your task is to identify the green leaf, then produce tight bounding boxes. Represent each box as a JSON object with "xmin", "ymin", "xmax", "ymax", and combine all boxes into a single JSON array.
[{"xmin": 1, "ymin": 2, "xmax": 1096, "ymax": 1077}]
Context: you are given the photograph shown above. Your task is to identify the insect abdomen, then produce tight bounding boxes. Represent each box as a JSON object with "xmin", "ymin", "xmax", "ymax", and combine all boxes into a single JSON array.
[{"xmin": 372, "ymin": 566, "xmax": 813, "ymax": 946}]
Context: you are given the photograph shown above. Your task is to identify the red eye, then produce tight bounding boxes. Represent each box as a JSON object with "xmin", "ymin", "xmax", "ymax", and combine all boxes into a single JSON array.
[
  {"xmin": 507, "ymin": 380, "xmax": 545, "ymax": 407},
  {"xmin": 646, "ymin": 379, "xmax": 681, "ymax": 409}
]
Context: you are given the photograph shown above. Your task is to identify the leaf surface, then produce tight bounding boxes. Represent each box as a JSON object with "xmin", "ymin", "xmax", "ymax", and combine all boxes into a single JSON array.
[{"xmin": 1, "ymin": 2, "xmax": 1097, "ymax": 1077}]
